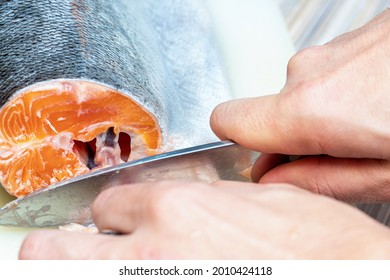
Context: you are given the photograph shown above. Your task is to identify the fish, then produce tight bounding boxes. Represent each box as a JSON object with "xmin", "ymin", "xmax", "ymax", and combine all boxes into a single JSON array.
[{"xmin": 0, "ymin": 0, "xmax": 230, "ymax": 197}]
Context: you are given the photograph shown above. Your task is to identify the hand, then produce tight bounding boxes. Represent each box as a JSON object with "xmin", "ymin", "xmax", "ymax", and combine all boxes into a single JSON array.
[
  {"xmin": 19, "ymin": 181, "xmax": 390, "ymax": 259},
  {"xmin": 211, "ymin": 10, "xmax": 390, "ymax": 203}
]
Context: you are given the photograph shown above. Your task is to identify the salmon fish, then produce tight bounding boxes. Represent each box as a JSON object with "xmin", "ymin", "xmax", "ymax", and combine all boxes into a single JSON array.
[{"xmin": 0, "ymin": 0, "xmax": 230, "ymax": 197}]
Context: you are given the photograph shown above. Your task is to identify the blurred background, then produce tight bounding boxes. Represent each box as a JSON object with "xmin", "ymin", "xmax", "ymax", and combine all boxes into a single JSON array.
[{"xmin": 278, "ymin": 0, "xmax": 390, "ymax": 49}]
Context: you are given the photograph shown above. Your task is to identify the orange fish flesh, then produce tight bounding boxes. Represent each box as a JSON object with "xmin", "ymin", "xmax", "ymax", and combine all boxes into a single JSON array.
[{"xmin": 0, "ymin": 81, "xmax": 161, "ymax": 197}]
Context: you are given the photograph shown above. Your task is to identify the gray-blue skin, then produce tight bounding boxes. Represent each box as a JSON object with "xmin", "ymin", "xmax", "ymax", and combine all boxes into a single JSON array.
[{"xmin": 0, "ymin": 0, "xmax": 230, "ymax": 151}]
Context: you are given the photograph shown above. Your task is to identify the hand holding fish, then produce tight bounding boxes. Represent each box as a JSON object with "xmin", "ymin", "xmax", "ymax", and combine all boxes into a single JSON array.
[
  {"xmin": 18, "ymin": 181, "xmax": 390, "ymax": 259},
  {"xmin": 211, "ymin": 9, "xmax": 390, "ymax": 203}
]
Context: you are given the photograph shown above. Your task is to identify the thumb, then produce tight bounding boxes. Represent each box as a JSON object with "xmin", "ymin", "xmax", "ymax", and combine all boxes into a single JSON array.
[{"xmin": 210, "ymin": 95, "xmax": 323, "ymax": 155}]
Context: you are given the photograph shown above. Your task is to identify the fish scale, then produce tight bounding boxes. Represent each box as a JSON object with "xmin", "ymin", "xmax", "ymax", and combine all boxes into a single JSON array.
[
  {"xmin": 0, "ymin": 0, "xmax": 231, "ymax": 196},
  {"xmin": 1, "ymin": 0, "xmax": 164, "ymax": 116}
]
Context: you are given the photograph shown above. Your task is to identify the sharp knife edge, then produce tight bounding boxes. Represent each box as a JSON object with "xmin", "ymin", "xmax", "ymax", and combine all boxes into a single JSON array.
[{"xmin": 0, "ymin": 141, "xmax": 258, "ymax": 227}]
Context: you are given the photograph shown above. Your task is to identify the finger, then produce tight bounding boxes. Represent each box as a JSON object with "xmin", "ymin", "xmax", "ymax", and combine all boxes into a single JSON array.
[
  {"xmin": 92, "ymin": 183, "xmax": 151, "ymax": 233},
  {"xmin": 19, "ymin": 230, "xmax": 136, "ymax": 260},
  {"xmin": 92, "ymin": 181, "xmax": 204, "ymax": 233},
  {"xmin": 251, "ymin": 153, "xmax": 292, "ymax": 182},
  {"xmin": 210, "ymin": 96, "xmax": 324, "ymax": 155},
  {"xmin": 257, "ymin": 156, "xmax": 390, "ymax": 203}
]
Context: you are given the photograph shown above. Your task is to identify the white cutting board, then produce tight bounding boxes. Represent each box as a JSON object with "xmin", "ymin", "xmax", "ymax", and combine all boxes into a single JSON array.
[
  {"xmin": 0, "ymin": 0, "xmax": 295, "ymax": 260},
  {"xmin": 206, "ymin": 0, "xmax": 295, "ymax": 99}
]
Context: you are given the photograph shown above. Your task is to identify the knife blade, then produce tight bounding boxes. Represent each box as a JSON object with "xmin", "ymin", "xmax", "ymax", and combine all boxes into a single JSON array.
[{"xmin": 0, "ymin": 141, "xmax": 258, "ymax": 227}]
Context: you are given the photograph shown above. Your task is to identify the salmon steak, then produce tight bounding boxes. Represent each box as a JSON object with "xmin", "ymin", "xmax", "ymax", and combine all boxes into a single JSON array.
[{"xmin": 0, "ymin": 0, "xmax": 230, "ymax": 197}]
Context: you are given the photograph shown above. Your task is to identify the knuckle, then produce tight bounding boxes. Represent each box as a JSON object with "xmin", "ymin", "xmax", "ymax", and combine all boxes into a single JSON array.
[{"xmin": 287, "ymin": 46, "xmax": 323, "ymax": 74}]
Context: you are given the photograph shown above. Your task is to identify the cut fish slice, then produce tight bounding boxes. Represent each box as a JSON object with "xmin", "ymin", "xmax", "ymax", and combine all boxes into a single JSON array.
[{"xmin": 0, "ymin": 81, "xmax": 161, "ymax": 197}]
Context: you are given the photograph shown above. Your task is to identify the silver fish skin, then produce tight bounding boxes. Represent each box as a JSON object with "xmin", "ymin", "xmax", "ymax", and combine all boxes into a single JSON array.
[
  {"xmin": 0, "ymin": 0, "xmax": 230, "ymax": 149},
  {"xmin": 140, "ymin": 0, "xmax": 231, "ymax": 147}
]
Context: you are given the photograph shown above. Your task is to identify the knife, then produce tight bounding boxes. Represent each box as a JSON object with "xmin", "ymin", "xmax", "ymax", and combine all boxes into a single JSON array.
[{"xmin": 0, "ymin": 141, "xmax": 258, "ymax": 227}]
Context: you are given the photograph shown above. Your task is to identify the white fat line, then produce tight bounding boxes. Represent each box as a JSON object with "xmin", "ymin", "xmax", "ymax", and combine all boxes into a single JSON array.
[{"xmin": 44, "ymin": 119, "xmax": 59, "ymax": 134}]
